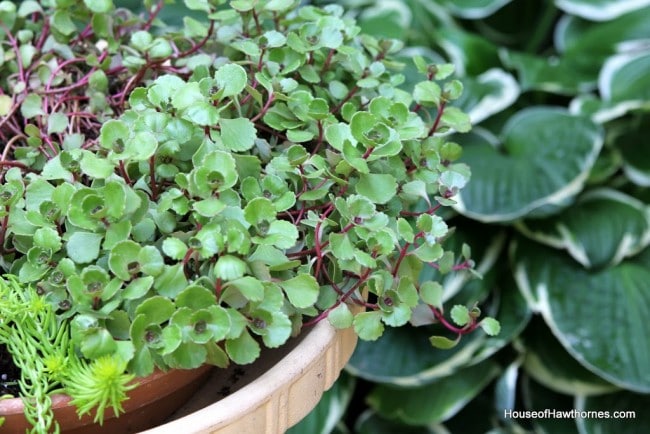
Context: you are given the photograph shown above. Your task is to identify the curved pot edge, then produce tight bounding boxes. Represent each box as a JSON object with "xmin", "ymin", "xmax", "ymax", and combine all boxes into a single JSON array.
[{"xmin": 142, "ymin": 320, "xmax": 357, "ymax": 434}]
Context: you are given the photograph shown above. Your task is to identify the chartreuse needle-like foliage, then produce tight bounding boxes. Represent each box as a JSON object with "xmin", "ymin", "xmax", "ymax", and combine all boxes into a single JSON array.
[
  {"xmin": 0, "ymin": 0, "xmax": 496, "ymax": 430},
  {"xmin": 0, "ymin": 275, "xmax": 134, "ymax": 433}
]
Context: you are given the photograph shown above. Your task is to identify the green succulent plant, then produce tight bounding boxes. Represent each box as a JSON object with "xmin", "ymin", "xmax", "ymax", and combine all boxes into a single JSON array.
[{"xmin": 0, "ymin": 0, "xmax": 498, "ymax": 431}]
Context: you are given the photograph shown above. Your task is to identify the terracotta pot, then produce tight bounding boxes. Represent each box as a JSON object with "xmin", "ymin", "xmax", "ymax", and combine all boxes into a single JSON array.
[
  {"xmin": 142, "ymin": 318, "xmax": 358, "ymax": 434},
  {"xmin": 1, "ymin": 315, "xmax": 357, "ymax": 434},
  {"xmin": 0, "ymin": 365, "xmax": 213, "ymax": 434}
]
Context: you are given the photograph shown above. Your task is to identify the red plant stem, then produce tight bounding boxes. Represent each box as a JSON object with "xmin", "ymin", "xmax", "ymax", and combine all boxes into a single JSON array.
[
  {"xmin": 330, "ymin": 85, "xmax": 359, "ymax": 114},
  {"xmin": 35, "ymin": 16, "xmax": 50, "ymax": 50},
  {"xmin": 251, "ymin": 9, "xmax": 262, "ymax": 35},
  {"xmin": 391, "ymin": 242, "xmax": 411, "ymax": 277},
  {"xmin": 321, "ymin": 49, "xmax": 335, "ymax": 74},
  {"xmin": 0, "ymin": 207, "xmax": 9, "ymax": 254},
  {"xmin": 429, "ymin": 305, "xmax": 479, "ymax": 335},
  {"xmin": 143, "ymin": 0, "xmax": 165, "ymax": 31},
  {"xmin": 250, "ymin": 93, "xmax": 275, "ymax": 123},
  {"xmin": 427, "ymin": 101, "xmax": 447, "ymax": 137},
  {"xmin": 311, "ymin": 120, "xmax": 324, "ymax": 155},
  {"xmin": 149, "ymin": 156, "xmax": 158, "ymax": 201},
  {"xmin": 177, "ymin": 19, "xmax": 215, "ymax": 57},
  {"xmin": 118, "ymin": 161, "xmax": 132, "ymax": 185},
  {"xmin": 399, "ymin": 204, "xmax": 441, "ymax": 217},
  {"xmin": 0, "ymin": 161, "xmax": 35, "ymax": 172},
  {"xmin": 1, "ymin": 24, "xmax": 26, "ymax": 94},
  {"xmin": 427, "ymin": 260, "xmax": 473, "ymax": 272},
  {"xmin": 303, "ymin": 266, "xmax": 372, "ymax": 327},
  {"xmin": 215, "ymin": 278, "xmax": 223, "ymax": 300}
]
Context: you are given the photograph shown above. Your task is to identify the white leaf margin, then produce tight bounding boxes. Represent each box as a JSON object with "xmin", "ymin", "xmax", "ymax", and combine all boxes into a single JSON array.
[{"xmin": 555, "ymin": 0, "xmax": 650, "ymax": 21}]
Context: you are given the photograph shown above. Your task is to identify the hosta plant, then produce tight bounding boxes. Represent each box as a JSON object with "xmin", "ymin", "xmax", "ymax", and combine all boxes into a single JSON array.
[
  {"xmin": 0, "ymin": 0, "xmax": 498, "ymax": 430},
  {"xmin": 289, "ymin": 0, "xmax": 650, "ymax": 433}
]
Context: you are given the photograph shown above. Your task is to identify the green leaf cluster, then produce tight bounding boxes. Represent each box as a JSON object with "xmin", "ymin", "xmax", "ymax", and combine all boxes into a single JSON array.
[
  {"xmin": 297, "ymin": 0, "xmax": 650, "ymax": 432},
  {"xmin": 0, "ymin": 0, "xmax": 488, "ymax": 429}
]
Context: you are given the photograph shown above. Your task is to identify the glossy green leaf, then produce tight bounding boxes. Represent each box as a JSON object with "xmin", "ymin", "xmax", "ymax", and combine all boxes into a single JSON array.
[
  {"xmin": 436, "ymin": 0, "xmax": 513, "ymax": 18},
  {"xmin": 556, "ymin": 0, "xmax": 650, "ymax": 21},
  {"xmin": 455, "ymin": 69, "xmax": 520, "ymax": 125},
  {"xmin": 576, "ymin": 391, "xmax": 650, "ymax": 433},
  {"xmin": 513, "ymin": 240, "xmax": 650, "ymax": 392},
  {"xmin": 455, "ymin": 108, "xmax": 603, "ymax": 222},
  {"xmin": 367, "ymin": 360, "xmax": 500, "ymax": 425},
  {"xmin": 515, "ymin": 189, "xmax": 650, "ymax": 269},
  {"xmin": 592, "ymin": 51, "xmax": 650, "ymax": 123},
  {"xmin": 616, "ymin": 118, "xmax": 650, "ymax": 186},
  {"xmin": 520, "ymin": 318, "xmax": 617, "ymax": 396}
]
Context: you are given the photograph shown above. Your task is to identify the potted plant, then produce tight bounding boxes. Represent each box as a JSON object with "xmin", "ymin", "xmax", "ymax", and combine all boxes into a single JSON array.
[{"xmin": 0, "ymin": 0, "xmax": 500, "ymax": 432}]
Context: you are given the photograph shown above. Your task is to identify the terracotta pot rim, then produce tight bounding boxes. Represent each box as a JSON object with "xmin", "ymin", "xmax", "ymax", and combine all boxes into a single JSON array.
[{"xmin": 141, "ymin": 318, "xmax": 356, "ymax": 433}]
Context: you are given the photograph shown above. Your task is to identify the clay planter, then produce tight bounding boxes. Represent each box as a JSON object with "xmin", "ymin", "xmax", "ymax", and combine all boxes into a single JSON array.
[
  {"xmin": 0, "ymin": 366, "xmax": 213, "ymax": 434},
  {"xmin": 0, "ymin": 319, "xmax": 357, "ymax": 433},
  {"xmin": 145, "ymin": 318, "xmax": 358, "ymax": 433}
]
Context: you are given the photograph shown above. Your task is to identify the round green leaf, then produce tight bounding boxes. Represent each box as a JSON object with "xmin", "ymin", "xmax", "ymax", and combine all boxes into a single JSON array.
[
  {"xmin": 66, "ymin": 232, "xmax": 103, "ymax": 264},
  {"xmin": 353, "ymin": 311, "xmax": 385, "ymax": 341},
  {"xmin": 225, "ymin": 330, "xmax": 260, "ymax": 364},
  {"xmin": 219, "ymin": 117, "xmax": 257, "ymax": 152},
  {"xmin": 172, "ymin": 82, "xmax": 204, "ymax": 110},
  {"xmin": 455, "ymin": 107, "xmax": 604, "ymax": 222},
  {"xmin": 513, "ymin": 240, "xmax": 650, "ymax": 392},
  {"xmin": 83, "ymin": 0, "xmax": 112, "ymax": 13},
  {"xmin": 279, "ymin": 274, "xmax": 319, "ymax": 309},
  {"xmin": 20, "ymin": 93, "xmax": 44, "ymax": 118},
  {"xmin": 327, "ymin": 303, "xmax": 354, "ymax": 329},
  {"xmin": 215, "ymin": 63, "xmax": 248, "ymax": 98},
  {"xmin": 355, "ymin": 173, "xmax": 397, "ymax": 204},
  {"xmin": 450, "ymin": 305, "xmax": 470, "ymax": 327}
]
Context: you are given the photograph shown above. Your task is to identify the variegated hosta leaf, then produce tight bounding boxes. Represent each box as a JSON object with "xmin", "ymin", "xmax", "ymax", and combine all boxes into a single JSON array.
[
  {"xmin": 513, "ymin": 239, "xmax": 650, "ymax": 393},
  {"xmin": 555, "ymin": 0, "xmax": 650, "ymax": 21},
  {"xmin": 520, "ymin": 318, "xmax": 618, "ymax": 396},
  {"xmin": 575, "ymin": 391, "xmax": 650, "ymax": 434},
  {"xmin": 455, "ymin": 68, "xmax": 520, "ymax": 125},
  {"xmin": 515, "ymin": 189, "xmax": 650, "ymax": 269},
  {"xmin": 366, "ymin": 359, "xmax": 500, "ymax": 425},
  {"xmin": 573, "ymin": 51, "xmax": 650, "ymax": 123},
  {"xmin": 435, "ymin": 0, "xmax": 513, "ymax": 19},
  {"xmin": 454, "ymin": 107, "xmax": 604, "ymax": 223}
]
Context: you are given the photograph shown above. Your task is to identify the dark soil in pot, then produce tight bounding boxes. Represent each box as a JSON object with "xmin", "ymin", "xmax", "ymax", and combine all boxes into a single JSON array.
[{"xmin": 0, "ymin": 344, "xmax": 20, "ymax": 397}]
